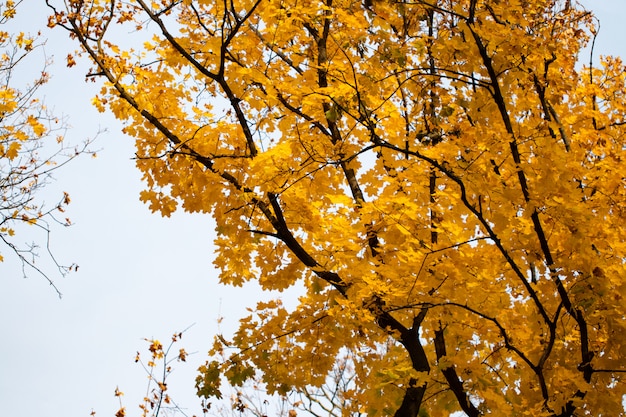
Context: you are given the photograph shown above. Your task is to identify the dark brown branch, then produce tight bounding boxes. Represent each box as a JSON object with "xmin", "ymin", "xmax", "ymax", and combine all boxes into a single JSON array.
[
  {"xmin": 533, "ymin": 73, "xmax": 571, "ymax": 152},
  {"xmin": 590, "ymin": 368, "xmax": 626, "ymax": 374},
  {"xmin": 434, "ymin": 325, "xmax": 480, "ymax": 417},
  {"xmin": 466, "ymin": 21, "xmax": 592, "ymax": 407},
  {"xmin": 391, "ymin": 309, "xmax": 430, "ymax": 417}
]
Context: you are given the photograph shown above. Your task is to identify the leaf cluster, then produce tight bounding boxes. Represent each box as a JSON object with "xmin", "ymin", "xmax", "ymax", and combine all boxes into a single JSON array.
[{"xmin": 49, "ymin": 0, "xmax": 626, "ymax": 415}]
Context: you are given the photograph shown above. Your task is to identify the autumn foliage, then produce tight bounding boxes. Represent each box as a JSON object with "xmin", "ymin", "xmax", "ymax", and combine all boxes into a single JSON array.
[
  {"xmin": 0, "ymin": 0, "xmax": 89, "ymax": 289},
  {"xmin": 48, "ymin": 0, "xmax": 626, "ymax": 415}
]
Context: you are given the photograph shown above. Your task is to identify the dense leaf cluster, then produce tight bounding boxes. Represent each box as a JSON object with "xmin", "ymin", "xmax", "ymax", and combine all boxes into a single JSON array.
[{"xmin": 48, "ymin": 0, "xmax": 626, "ymax": 415}]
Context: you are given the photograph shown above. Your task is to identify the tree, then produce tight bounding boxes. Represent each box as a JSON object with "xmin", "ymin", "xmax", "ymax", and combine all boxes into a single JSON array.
[
  {"xmin": 48, "ymin": 0, "xmax": 626, "ymax": 415},
  {"xmin": 0, "ymin": 0, "xmax": 90, "ymax": 293}
]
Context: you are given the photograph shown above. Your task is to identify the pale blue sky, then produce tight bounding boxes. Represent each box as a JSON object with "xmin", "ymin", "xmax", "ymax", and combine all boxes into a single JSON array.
[{"xmin": 0, "ymin": 2, "xmax": 624, "ymax": 416}]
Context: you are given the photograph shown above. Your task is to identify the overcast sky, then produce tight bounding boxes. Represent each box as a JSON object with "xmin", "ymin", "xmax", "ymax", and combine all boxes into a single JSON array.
[{"xmin": 0, "ymin": 2, "xmax": 624, "ymax": 417}]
